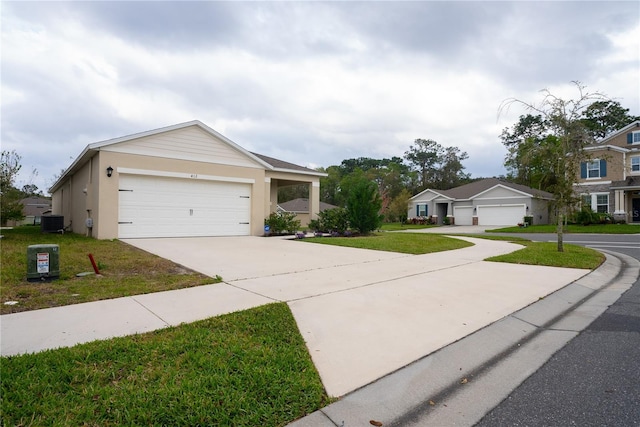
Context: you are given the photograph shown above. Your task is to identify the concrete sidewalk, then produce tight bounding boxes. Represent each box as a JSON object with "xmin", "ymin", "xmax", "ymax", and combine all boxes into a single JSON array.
[{"xmin": 1, "ymin": 236, "xmax": 591, "ymax": 399}]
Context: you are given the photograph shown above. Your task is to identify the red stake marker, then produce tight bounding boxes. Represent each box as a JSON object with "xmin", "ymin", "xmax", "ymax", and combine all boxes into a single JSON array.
[{"xmin": 88, "ymin": 253, "xmax": 100, "ymax": 275}]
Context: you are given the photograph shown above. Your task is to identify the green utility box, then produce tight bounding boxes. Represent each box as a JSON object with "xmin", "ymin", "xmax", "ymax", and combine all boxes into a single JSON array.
[{"xmin": 27, "ymin": 244, "xmax": 60, "ymax": 282}]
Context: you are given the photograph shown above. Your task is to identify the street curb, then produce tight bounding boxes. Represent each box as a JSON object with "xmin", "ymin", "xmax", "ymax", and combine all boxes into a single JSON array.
[{"xmin": 288, "ymin": 250, "xmax": 640, "ymax": 427}]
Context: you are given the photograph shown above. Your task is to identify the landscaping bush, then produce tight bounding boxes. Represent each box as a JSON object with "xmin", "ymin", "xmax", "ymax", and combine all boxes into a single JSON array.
[
  {"xmin": 309, "ymin": 208, "xmax": 350, "ymax": 234},
  {"xmin": 573, "ymin": 207, "xmax": 600, "ymax": 226},
  {"xmin": 347, "ymin": 179, "xmax": 383, "ymax": 235},
  {"xmin": 408, "ymin": 216, "xmax": 434, "ymax": 225},
  {"xmin": 524, "ymin": 216, "xmax": 533, "ymax": 226},
  {"xmin": 265, "ymin": 212, "xmax": 301, "ymax": 235}
]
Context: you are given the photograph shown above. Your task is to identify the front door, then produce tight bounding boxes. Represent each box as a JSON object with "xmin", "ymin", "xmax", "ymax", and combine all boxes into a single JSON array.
[{"xmin": 633, "ymin": 198, "xmax": 640, "ymax": 223}]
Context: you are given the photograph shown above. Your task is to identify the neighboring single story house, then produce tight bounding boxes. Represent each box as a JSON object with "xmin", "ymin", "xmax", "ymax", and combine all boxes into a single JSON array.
[
  {"xmin": 408, "ymin": 178, "xmax": 553, "ymax": 226},
  {"xmin": 575, "ymin": 120, "xmax": 640, "ymax": 223},
  {"xmin": 49, "ymin": 121, "xmax": 326, "ymax": 239},
  {"xmin": 6, "ymin": 197, "xmax": 52, "ymax": 226},
  {"xmin": 277, "ymin": 198, "xmax": 339, "ymax": 226}
]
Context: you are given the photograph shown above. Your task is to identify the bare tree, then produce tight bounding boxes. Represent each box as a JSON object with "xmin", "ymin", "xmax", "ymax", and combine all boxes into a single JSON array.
[{"xmin": 499, "ymin": 82, "xmax": 608, "ymax": 252}]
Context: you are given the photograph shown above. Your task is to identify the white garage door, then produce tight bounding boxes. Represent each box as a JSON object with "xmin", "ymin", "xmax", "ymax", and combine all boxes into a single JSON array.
[
  {"xmin": 453, "ymin": 206, "xmax": 474, "ymax": 226},
  {"xmin": 477, "ymin": 205, "xmax": 525, "ymax": 226},
  {"xmin": 118, "ymin": 174, "xmax": 251, "ymax": 238}
]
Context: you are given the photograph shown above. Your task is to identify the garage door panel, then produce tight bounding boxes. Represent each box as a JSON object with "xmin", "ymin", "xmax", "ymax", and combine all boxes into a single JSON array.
[
  {"xmin": 477, "ymin": 205, "xmax": 525, "ymax": 226},
  {"xmin": 118, "ymin": 175, "xmax": 251, "ymax": 238},
  {"xmin": 453, "ymin": 207, "xmax": 474, "ymax": 226}
]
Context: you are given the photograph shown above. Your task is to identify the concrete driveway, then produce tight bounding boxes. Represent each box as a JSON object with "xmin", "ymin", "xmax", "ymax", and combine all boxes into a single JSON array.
[{"xmin": 124, "ymin": 235, "xmax": 590, "ymax": 397}]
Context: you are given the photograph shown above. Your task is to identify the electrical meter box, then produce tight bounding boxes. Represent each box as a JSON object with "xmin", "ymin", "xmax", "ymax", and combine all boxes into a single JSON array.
[{"xmin": 27, "ymin": 244, "xmax": 60, "ymax": 282}]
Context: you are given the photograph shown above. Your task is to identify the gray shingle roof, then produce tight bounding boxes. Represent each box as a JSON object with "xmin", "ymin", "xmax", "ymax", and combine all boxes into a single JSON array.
[
  {"xmin": 250, "ymin": 152, "xmax": 319, "ymax": 174},
  {"xmin": 20, "ymin": 197, "xmax": 52, "ymax": 216},
  {"xmin": 278, "ymin": 198, "xmax": 339, "ymax": 213},
  {"xmin": 611, "ymin": 176, "xmax": 640, "ymax": 190},
  {"xmin": 421, "ymin": 178, "xmax": 554, "ymax": 200}
]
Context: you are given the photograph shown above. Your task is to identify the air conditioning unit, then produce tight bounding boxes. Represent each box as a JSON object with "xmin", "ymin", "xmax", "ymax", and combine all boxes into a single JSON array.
[{"xmin": 41, "ymin": 215, "xmax": 64, "ymax": 233}]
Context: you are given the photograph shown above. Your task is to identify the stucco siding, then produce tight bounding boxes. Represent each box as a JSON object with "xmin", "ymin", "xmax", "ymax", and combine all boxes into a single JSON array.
[
  {"xmin": 475, "ymin": 196, "xmax": 530, "ymax": 207},
  {"xmin": 474, "ymin": 186, "xmax": 527, "ymax": 200},
  {"xmin": 51, "ymin": 157, "xmax": 95, "ymax": 236},
  {"xmin": 530, "ymin": 198, "xmax": 549, "ymax": 225},
  {"xmin": 100, "ymin": 126, "xmax": 262, "ymax": 169},
  {"xmin": 94, "ymin": 151, "xmax": 266, "ymax": 239},
  {"xmin": 50, "ymin": 121, "xmax": 326, "ymax": 239}
]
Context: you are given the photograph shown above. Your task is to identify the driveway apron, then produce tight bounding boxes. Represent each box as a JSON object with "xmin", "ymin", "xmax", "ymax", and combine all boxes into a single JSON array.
[{"xmin": 124, "ymin": 236, "xmax": 590, "ymax": 397}]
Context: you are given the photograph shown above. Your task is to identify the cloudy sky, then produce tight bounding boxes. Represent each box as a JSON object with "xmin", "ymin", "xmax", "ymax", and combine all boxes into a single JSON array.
[{"xmin": 2, "ymin": 1, "xmax": 639, "ymax": 194}]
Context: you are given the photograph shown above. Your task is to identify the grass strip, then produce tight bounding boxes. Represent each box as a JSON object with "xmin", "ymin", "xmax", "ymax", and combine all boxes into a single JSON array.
[
  {"xmin": 1, "ymin": 226, "xmax": 215, "ymax": 314},
  {"xmin": 300, "ymin": 232, "xmax": 472, "ymax": 254},
  {"xmin": 0, "ymin": 303, "xmax": 330, "ymax": 427},
  {"xmin": 485, "ymin": 241, "xmax": 605, "ymax": 269},
  {"xmin": 488, "ymin": 224, "xmax": 640, "ymax": 234},
  {"xmin": 379, "ymin": 222, "xmax": 436, "ymax": 231}
]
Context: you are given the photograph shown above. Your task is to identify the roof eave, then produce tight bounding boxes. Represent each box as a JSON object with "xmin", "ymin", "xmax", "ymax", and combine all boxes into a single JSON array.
[
  {"xmin": 597, "ymin": 120, "xmax": 640, "ymax": 144},
  {"xmin": 49, "ymin": 146, "xmax": 97, "ymax": 193},
  {"xmin": 271, "ymin": 167, "xmax": 327, "ymax": 177}
]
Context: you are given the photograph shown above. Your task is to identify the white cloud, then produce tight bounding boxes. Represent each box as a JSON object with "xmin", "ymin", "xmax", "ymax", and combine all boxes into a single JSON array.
[{"xmin": 1, "ymin": 1, "xmax": 638, "ymax": 194}]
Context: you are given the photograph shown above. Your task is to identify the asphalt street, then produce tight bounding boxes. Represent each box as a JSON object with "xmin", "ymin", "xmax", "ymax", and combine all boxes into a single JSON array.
[{"xmin": 476, "ymin": 233, "xmax": 639, "ymax": 426}]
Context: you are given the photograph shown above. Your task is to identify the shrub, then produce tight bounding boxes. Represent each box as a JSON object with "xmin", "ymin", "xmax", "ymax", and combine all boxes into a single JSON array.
[
  {"xmin": 523, "ymin": 216, "xmax": 533, "ymax": 226},
  {"xmin": 308, "ymin": 218, "xmax": 321, "ymax": 232},
  {"xmin": 264, "ymin": 212, "xmax": 301, "ymax": 235},
  {"xmin": 346, "ymin": 179, "xmax": 383, "ymax": 235},
  {"xmin": 310, "ymin": 208, "xmax": 350, "ymax": 233},
  {"xmin": 574, "ymin": 207, "xmax": 599, "ymax": 226},
  {"xmin": 386, "ymin": 189, "xmax": 412, "ymax": 223},
  {"xmin": 408, "ymin": 216, "xmax": 434, "ymax": 225}
]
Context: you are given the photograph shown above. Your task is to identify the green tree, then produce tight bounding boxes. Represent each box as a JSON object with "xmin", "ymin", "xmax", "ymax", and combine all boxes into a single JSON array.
[
  {"xmin": 435, "ymin": 146, "xmax": 471, "ymax": 190},
  {"xmin": 386, "ymin": 188, "xmax": 412, "ymax": 223},
  {"xmin": 404, "ymin": 139, "xmax": 442, "ymax": 190},
  {"xmin": 318, "ymin": 165, "xmax": 343, "ymax": 206},
  {"xmin": 346, "ymin": 178, "xmax": 383, "ymax": 235},
  {"xmin": 580, "ymin": 100, "xmax": 640, "ymax": 139},
  {"xmin": 1, "ymin": 150, "xmax": 25, "ymax": 226},
  {"xmin": 500, "ymin": 81, "xmax": 608, "ymax": 252},
  {"xmin": 404, "ymin": 139, "xmax": 469, "ymax": 191},
  {"xmin": 500, "ymin": 114, "xmax": 554, "ymax": 190},
  {"xmin": 21, "ymin": 184, "xmax": 43, "ymax": 197}
]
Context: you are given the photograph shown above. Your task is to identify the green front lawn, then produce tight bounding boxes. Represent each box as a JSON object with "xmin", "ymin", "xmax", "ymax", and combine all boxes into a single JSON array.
[
  {"xmin": 1, "ymin": 227, "xmax": 607, "ymax": 427},
  {"xmin": 300, "ymin": 232, "xmax": 473, "ymax": 254},
  {"xmin": 485, "ymin": 241, "xmax": 605, "ymax": 269},
  {"xmin": 0, "ymin": 226, "xmax": 216, "ymax": 314},
  {"xmin": 303, "ymin": 232, "xmax": 604, "ymax": 270},
  {"xmin": 0, "ymin": 303, "xmax": 330, "ymax": 427},
  {"xmin": 488, "ymin": 223, "xmax": 640, "ymax": 234},
  {"xmin": 379, "ymin": 222, "xmax": 436, "ymax": 231}
]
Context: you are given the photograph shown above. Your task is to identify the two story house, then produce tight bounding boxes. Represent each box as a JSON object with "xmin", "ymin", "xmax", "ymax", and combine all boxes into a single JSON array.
[{"xmin": 575, "ymin": 120, "xmax": 640, "ymax": 223}]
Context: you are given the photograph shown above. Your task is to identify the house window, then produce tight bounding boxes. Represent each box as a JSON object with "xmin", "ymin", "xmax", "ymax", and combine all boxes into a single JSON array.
[
  {"xmin": 581, "ymin": 193, "xmax": 609, "ymax": 214},
  {"xmin": 581, "ymin": 159, "xmax": 607, "ymax": 179},
  {"xmin": 632, "ymin": 131, "xmax": 640, "ymax": 144},
  {"xmin": 587, "ymin": 160, "xmax": 600, "ymax": 178},
  {"xmin": 596, "ymin": 194, "xmax": 609, "ymax": 213},
  {"xmin": 632, "ymin": 156, "xmax": 640, "ymax": 173},
  {"xmin": 416, "ymin": 204, "xmax": 428, "ymax": 217}
]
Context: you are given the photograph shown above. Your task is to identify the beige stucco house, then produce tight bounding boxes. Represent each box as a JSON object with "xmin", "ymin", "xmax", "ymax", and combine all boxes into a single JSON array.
[
  {"xmin": 49, "ymin": 121, "xmax": 326, "ymax": 239},
  {"xmin": 575, "ymin": 120, "xmax": 640, "ymax": 223}
]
